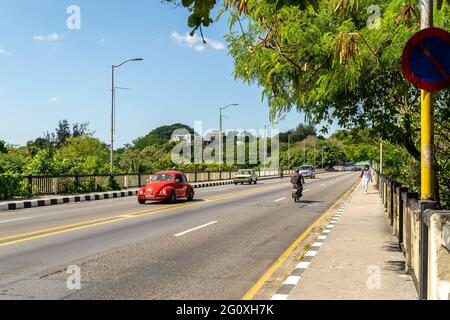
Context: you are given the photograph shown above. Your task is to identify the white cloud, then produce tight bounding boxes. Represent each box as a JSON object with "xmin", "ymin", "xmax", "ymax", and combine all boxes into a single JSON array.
[
  {"xmin": 50, "ymin": 97, "xmax": 59, "ymax": 103},
  {"xmin": 207, "ymin": 39, "xmax": 225, "ymax": 50},
  {"xmin": 195, "ymin": 45, "xmax": 206, "ymax": 52},
  {"xmin": 33, "ymin": 33, "xmax": 62, "ymax": 41},
  {"xmin": 170, "ymin": 31, "xmax": 225, "ymax": 52},
  {"xmin": 0, "ymin": 48, "xmax": 11, "ymax": 56}
]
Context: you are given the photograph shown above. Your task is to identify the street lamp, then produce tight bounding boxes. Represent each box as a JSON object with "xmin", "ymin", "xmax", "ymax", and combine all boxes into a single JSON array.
[
  {"xmin": 110, "ymin": 58, "xmax": 143, "ymax": 174},
  {"xmin": 219, "ymin": 104, "xmax": 239, "ymax": 166}
]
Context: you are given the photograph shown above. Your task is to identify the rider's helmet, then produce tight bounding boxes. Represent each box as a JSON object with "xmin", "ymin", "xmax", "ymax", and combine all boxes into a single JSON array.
[{"xmin": 295, "ymin": 169, "xmax": 300, "ymax": 174}]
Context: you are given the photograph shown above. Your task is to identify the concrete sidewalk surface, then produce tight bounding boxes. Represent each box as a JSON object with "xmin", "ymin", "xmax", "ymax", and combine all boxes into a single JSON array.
[{"xmin": 288, "ymin": 182, "xmax": 418, "ymax": 300}]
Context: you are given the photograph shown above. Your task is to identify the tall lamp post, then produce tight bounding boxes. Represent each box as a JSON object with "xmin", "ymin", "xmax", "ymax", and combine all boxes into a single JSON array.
[
  {"xmin": 110, "ymin": 58, "xmax": 143, "ymax": 174},
  {"xmin": 219, "ymin": 104, "xmax": 239, "ymax": 167}
]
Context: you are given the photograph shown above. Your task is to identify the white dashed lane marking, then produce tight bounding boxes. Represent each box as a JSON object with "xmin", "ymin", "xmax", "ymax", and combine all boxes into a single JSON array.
[
  {"xmin": 175, "ymin": 221, "xmax": 218, "ymax": 237},
  {"xmin": 274, "ymin": 197, "xmax": 286, "ymax": 202},
  {"xmin": 0, "ymin": 217, "xmax": 33, "ymax": 224}
]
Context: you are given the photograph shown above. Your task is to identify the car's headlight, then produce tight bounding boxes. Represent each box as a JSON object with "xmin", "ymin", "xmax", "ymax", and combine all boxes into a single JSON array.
[
  {"xmin": 147, "ymin": 188, "xmax": 153, "ymax": 193},
  {"xmin": 161, "ymin": 189, "xmax": 168, "ymax": 195}
]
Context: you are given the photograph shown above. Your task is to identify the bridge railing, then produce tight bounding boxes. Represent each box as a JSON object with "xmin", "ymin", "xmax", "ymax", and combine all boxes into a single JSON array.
[
  {"xmin": 373, "ymin": 170, "xmax": 450, "ymax": 300},
  {"xmin": 19, "ymin": 169, "xmax": 297, "ymax": 198}
]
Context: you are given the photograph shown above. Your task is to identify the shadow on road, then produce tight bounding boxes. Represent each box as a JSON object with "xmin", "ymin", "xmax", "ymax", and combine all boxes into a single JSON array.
[
  {"xmin": 141, "ymin": 199, "xmax": 206, "ymax": 206},
  {"xmin": 298, "ymin": 200, "xmax": 324, "ymax": 204}
]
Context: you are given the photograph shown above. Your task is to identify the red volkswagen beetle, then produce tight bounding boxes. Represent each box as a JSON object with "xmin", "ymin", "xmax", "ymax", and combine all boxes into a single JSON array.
[{"xmin": 137, "ymin": 171, "xmax": 194, "ymax": 204}]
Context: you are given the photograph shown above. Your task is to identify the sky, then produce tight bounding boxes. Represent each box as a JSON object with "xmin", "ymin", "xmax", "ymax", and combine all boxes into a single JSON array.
[{"xmin": 0, "ymin": 0, "xmax": 341, "ymax": 147}]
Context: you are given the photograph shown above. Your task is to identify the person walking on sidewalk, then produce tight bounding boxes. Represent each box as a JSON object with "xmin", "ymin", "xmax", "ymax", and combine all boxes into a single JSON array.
[{"xmin": 360, "ymin": 165, "xmax": 373, "ymax": 194}]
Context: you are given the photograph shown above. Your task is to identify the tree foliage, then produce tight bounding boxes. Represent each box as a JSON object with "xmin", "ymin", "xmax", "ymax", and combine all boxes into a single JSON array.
[
  {"xmin": 133, "ymin": 123, "xmax": 194, "ymax": 150},
  {"xmin": 168, "ymin": 0, "xmax": 449, "ymax": 207}
]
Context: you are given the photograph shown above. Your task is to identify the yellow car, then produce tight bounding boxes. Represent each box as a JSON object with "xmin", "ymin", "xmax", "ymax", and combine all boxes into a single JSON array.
[{"xmin": 234, "ymin": 169, "xmax": 258, "ymax": 185}]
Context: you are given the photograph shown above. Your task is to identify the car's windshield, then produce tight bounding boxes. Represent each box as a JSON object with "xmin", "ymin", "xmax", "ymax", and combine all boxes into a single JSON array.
[
  {"xmin": 300, "ymin": 166, "xmax": 313, "ymax": 171},
  {"xmin": 151, "ymin": 174, "xmax": 174, "ymax": 182},
  {"xmin": 239, "ymin": 170, "xmax": 252, "ymax": 175}
]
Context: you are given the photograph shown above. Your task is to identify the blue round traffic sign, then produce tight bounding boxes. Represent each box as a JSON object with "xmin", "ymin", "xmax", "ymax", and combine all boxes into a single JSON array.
[{"xmin": 402, "ymin": 28, "xmax": 450, "ymax": 91}]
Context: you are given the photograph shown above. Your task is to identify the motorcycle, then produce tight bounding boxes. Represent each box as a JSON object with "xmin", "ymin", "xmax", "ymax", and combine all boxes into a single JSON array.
[{"xmin": 292, "ymin": 185, "xmax": 302, "ymax": 203}]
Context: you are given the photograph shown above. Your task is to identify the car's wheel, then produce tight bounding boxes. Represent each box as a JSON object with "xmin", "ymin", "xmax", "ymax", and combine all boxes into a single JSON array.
[
  {"xmin": 187, "ymin": 189, "xmax": 194, "ymax": 201},
  {"xmin": 138, "ymin": 199, "xmax": 146, "ymax": 205},
  {"xmin": 167, "ymin": 191, "xmax": 177, "ymax": 204},
  {"xmin": 254, "ymin": 180, "xmax": 258, "ymax": 185}
]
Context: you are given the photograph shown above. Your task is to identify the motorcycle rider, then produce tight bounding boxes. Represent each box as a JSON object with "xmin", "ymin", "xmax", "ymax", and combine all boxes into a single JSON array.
[{"xmin": 291, "ymin": 169, "xmax": 306, "ymax": 197}]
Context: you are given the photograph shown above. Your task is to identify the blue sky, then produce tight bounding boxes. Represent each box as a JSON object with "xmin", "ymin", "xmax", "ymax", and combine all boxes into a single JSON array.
[{"xmin": 0, "ymin": 0, "xmax": 340, "ymax": 147}]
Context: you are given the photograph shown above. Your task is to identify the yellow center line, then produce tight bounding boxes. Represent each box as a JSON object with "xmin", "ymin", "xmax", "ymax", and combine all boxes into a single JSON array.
[{"xmin": 0, "ymin": 182, "xmax": 288, "ymax": 247}]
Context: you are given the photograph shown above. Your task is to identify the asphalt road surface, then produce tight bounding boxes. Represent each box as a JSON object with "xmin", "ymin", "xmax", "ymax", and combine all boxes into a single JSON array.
[{"xmin": 0, "ymin": 172, "xmax": 358, "ymax": 300}]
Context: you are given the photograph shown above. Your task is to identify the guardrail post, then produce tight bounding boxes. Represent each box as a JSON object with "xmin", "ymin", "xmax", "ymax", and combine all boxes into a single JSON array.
[
  {"xmin": 397, "ymin": 187, "xmax": 408, "ymax": 250},
  {"xmin": 419, "ymin": 200, "xmax": 436, "ymax": 300},
  {"xmin": 389, "ymin": 181, "xmax": 395, "ymax": 226},
  {"xmin": 27, "ymin": 175, "xmax": 33, "ymax": 197}
]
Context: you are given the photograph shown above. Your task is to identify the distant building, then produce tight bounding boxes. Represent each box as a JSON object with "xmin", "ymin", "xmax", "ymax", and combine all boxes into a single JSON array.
[
  {"xmin": 203, "ymin": 130, "xmax": 220, "ymax": 145},
  {"xmin": 170, "ymin": 133, "xmax": 194, "ymax": 143}
]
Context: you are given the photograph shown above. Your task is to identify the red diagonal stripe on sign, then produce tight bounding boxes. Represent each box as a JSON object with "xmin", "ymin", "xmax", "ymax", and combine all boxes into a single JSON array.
[{"xmin": 419, "ymin": 41, "xmax": 450, "ymax": 82}]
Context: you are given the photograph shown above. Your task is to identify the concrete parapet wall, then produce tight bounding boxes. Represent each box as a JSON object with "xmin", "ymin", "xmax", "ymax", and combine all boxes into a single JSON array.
[{"xmin": 428, "ymin": 211, "xmax": 450, "ymax": 300}]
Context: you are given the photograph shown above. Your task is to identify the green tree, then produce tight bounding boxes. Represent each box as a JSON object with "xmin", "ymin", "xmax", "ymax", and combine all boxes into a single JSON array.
[
  {"xmin": 0, "ymin": 140, "xmax": 7, "ymax": 154},
  {"xmin": 54, "ymin": 136, "xmax": 110, "ymax": 174},
  {"xmin": 25, "ymin": 149, "xmax": 55, "ymax": 175},
  {"xmin": 133, "ymin": 124, "xmax": 194, "ymax": 150},
  {"xmin": 279, "ymin": 123, "xmax": 316, "ymax": 143}
]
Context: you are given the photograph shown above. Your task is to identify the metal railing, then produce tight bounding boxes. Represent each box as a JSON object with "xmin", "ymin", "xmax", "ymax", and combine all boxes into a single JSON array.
[
  {"xmin": 374, "ymin": 170, "xmax": 450, "ymax": 300},
  {"xmin": 22, "ymin": 169, "xmax": 296, "ymax": 197}
]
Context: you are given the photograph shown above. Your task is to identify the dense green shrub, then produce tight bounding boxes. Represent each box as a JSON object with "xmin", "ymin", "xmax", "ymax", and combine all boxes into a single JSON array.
[{"xmin": 0, "ymin": 173, "xmax": 30, "ymax": 200}]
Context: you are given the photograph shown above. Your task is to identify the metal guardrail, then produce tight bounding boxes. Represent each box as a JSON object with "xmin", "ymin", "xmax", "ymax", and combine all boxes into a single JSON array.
[
  {"xmin": 373, "ymin": 170, "xmax": 450, "ymax": 300},
  {"xmin": 22, "ymin": 169, "xmax": 297, "ymax": 197}
]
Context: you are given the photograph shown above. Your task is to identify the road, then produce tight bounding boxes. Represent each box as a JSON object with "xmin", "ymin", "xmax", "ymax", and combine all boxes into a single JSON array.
[{"xmin": 0, "ymin": 172, "xmax": 358, "ymax": 300}]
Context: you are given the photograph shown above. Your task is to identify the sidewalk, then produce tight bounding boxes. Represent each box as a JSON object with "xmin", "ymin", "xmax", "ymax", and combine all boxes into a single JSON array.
[{"xmin": 286, "ymin": 182, "xmax": 418, "ymax": 300}]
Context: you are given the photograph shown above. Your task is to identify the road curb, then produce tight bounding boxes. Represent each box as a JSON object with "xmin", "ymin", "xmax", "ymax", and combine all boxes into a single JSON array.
[
  {"xmin": 0, "ymin": 176, "xmax": 285, "ymax": 212},
  {"xmin": 0, "ymin": 190, "xmax": 139, "ymax": 212}
]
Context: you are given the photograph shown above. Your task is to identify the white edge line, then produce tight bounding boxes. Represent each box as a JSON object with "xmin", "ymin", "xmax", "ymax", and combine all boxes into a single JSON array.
[
  {"xmin": 283, "ymin": 276, "xmax": 301, "ymax": 285},
  {"xmin": 274, "ymin": 197, "xmax": 286, "ymax": 202},
  {"xmin": 271, "ymin": 294, "xmax": 288, "ymax": 300},
  {"xmin": 175, "ymin": 221, "xmax": 218, "ymax": 237},
  {"xmin": 296, "ymin": 261, "xmax": 310, "ymax": 269},
  {"xmin": 305, "ymin": 251, "xmax": 318, "ymax": 257}
]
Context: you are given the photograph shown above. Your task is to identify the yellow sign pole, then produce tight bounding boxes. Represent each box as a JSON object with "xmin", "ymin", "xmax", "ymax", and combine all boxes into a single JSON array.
[
  {"xmin": 421, "ymin": 90, "xmax": 435, "ymax": 200},
  {"xmin": 420, "ymin": 0, "xmax": 435, "ymax": 201}
]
